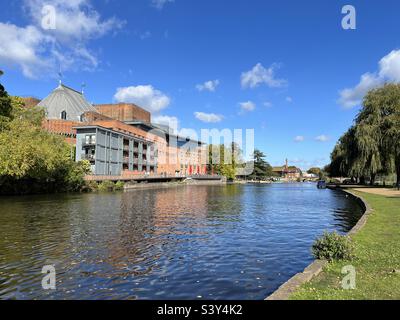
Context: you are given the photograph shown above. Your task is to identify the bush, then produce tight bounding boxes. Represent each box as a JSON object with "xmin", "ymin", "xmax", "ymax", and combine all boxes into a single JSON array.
[
  {"xmin": 98, "ymin": 180, "xmax": 116, "ymax": 192},
  {"xmin": 65, "ymin": 160, "xmax": 92, "ymax": 192},
  {"xmin": 84, "ymin": 181, "xmax": 99, "ymax": 192},
  {"xmin": 312, "ymin": 231, "xmax": 355, "ymax": 262},
  {"xmin": 115, "ymin": 181, "xmax": 125, "ymax": 191}
]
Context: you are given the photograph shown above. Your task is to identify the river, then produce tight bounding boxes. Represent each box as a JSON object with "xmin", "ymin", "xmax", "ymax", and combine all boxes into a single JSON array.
[{"xmin": 0, "ymin": 183, "xmax": 363, "ymax": 300}]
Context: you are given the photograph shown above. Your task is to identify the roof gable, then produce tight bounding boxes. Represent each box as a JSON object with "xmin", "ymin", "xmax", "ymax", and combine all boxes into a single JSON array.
[{"xmin": 38, "ymin": 84, "xmax": 96, "ymax": 121}]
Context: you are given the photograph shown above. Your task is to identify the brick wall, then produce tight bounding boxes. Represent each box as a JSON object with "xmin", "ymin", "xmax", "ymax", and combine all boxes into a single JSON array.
[{"xmin": 95, "ymin": 103, "xmax": 151, "ymax": 123}]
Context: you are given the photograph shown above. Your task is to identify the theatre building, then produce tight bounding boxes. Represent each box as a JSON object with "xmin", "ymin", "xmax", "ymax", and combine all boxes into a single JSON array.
[{"xmin": 38, "ymin": 83, "xmax": 206, "ymax": 177}]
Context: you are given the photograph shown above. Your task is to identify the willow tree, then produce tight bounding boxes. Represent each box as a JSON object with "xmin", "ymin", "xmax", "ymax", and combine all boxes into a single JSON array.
[
  {"xmin": 330, "ymin": 83, "xmax": 400, "ymax": 187},
  {"xmin": 360, "ymin": 84, "xmax": 400, "ymax": 187}
]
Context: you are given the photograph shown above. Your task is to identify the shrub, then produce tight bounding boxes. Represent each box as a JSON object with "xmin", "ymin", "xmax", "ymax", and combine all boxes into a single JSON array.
[
  {"xmin": 98, "ymin": 180, "xmax": 116, "ymax": 192},
  {"xmin": 114, "ymin": 181, "xmax": 125, "ymax": 191},
  {"xmin": 65, "ymin": 160, "xmax": 92, "ymax": 192},
  {"xmin": 312, "ymin": 231, "xmax": 355, "ymax": 262},
  {"xmin": 84, "ymin": 181, "xmax": 99, "ymax": 192}
]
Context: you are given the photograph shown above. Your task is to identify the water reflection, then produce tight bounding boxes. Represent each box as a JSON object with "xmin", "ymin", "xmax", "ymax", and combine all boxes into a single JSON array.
[{"xmin": 0, "ymin": 184, "xmax": 363, "ymax": 300}]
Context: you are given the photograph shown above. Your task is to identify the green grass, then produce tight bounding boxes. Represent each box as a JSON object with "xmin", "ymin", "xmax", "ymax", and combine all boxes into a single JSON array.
[{"xmin": 290, "ymin": 191, "xmax": 400, "ymax": 300}]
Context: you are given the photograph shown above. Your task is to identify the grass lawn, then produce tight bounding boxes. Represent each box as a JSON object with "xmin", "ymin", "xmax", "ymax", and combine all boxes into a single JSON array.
[{"xmin": 290, "ymin": 191, "xmax": 400, "ymax": 300}]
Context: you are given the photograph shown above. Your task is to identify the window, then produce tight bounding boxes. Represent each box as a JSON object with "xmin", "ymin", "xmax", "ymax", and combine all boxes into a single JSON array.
[{"xmin": 61, "ymin": 111, "xmax": 67, "ymax": 120}]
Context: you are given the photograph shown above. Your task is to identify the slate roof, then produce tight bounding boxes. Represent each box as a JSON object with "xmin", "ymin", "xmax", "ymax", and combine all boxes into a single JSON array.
[{"xmin": 38, "ymin": 83, "xmax": 96, "ymax": 121}]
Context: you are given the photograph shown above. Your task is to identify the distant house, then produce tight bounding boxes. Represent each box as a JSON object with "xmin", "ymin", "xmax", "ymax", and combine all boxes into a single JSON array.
[{"xmin": 272, "ymin": 159, "xmax": 302, "ymax": 180}]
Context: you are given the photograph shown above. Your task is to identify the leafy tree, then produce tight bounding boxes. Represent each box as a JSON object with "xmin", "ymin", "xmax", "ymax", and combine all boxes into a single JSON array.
[
  {"xmin": 328, "ymin": 83, "xmax": 400, "ymax": 188},
  {"xmin": 0, "ymin": 86, "xmax": 90, "ymax": 194},
  {"xmin": 11, "ymin": 96, "xmax": 45, "ymax": 126},
  {"xmin": 207, "ymin": 143, "xmax": 242, "ymax": 180},
  {"xmin": 248, "ymin": 149, "xmax": 272, "ymax": 180},
  {"xmin": 0, "ymin": 78, "xmax": 12, "ymax": 128},
  {"xmin": 307, "ymin": 167, "xmax": 321, "ymax": 176}
]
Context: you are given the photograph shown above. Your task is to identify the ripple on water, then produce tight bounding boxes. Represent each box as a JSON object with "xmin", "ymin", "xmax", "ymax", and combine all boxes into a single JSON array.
[{"xmin": 0, "ymin": 184, "xmax": 363, "ymax": 300}]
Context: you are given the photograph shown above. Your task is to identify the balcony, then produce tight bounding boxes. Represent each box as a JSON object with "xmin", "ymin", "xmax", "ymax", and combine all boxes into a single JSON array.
[
  {"xmin": 82, "ymin": 154, "xmax": 95, "ymax": 162},
  {"xmin": 123, "ymin": 144, "xmax": 130, "ymax": 151},
  {"xmin": 82, "ymin": 139, "xmax": 96, "ymax": 148},
  {"xmin": 123, "ymin": 156, "xmax": 129, "ymax": 164}
]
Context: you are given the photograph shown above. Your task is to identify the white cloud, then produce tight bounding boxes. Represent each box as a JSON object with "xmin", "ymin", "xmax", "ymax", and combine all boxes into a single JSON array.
[
  {"xmin": 241, "ymin": 63, "xmax": 287, "ymax": 89},
  {"xmin": 25, "ymin": 0, "xmax": 124, "ymax": 43},
  {"xmin": 315, "ymin": 135, "xmax": 330, "ymax": 142},
  {"xmin": 239, "ymin": 101, "xmax": 256, "ymax": 114},
  {"xmin": 294, "ymin": 136, "xmax": 304, "ymax": 142},
  {"xmin": 194, "ymin": 112, "xmax": 223, "ymax": 123},
  {"xmin": 0, "ymin": 23, "xmax": 52, "ymax": 78},
  {"xmin": 338, "ymin": 72, "xmax": 382, "ymax": 108},
  {"xmin": 338, "ymin": 49, "xmax": 400, "ymax": 108},
  {"xmin": 151, "ymin": 0, "xmax": 174, "ymax": 10},
  {"xmin": 286, "ymin": 96, "xmax": 293, "ymax": 103},
  {"xmin": 114, "ymin": 85, "xmax": 171, "ymax": 113},
  {"xmin": 196, "ymin": 79, "xmax": 220, "ymax": 92},
  {"xmin": 263, "ymin": 101, "xmax": 273, "ymax": 108},
  {"xmin": 0, "ymin": 0, "xmax": 124, "ymax": 78},
  {"xmin": 379, "ymin": 49, "xmax": 400, "ymax": 81}
]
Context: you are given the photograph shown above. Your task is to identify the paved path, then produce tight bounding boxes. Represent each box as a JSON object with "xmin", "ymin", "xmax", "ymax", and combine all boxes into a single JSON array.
[{"xmin": 353, "ymin": 188, "xmax": 400, "ymax": 197}]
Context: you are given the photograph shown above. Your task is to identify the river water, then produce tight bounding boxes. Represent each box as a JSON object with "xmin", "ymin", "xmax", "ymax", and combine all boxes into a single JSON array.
[{"xmin": 0, "ymin": 183, "xmax": 363, "ymax": 300}]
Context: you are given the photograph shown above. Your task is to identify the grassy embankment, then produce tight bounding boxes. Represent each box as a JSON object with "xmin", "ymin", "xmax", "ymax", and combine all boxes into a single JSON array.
[{"xmin": 290, "ymin": 191, "xmax": 400, "ymax": 300}]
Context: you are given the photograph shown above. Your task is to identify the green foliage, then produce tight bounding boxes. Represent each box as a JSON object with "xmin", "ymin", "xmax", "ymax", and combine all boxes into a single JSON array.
[
  {"xmin": 115, "ymin": 181, "xmax": 125, "ymax": 190},
  {"xmin": 85, "ymin": 181, "xmax": 99, "ymax": 192},
  {"xmin": 291, "ymin": 192, "xmax": 400, "ymax": 300},
  {"xmin": 248, "ymin": 149, "xmax": 273, "ymax": 180},
  {"xmin": 312, "ymin": 231, "xmax": 355, "ymax": 262},
  {"xmin": 0, "ymin": 81, "xmax": 12, "ymax": 129},
  {"xmin": 329, "ymin": 83, "xmax": 400, "ymax": 187},
  {"xmin": 0, "ymin": 81, "xmax": 91, "ymax": 194},
  {"xmin": 307, "ymin": 167, "xmax": 321, "ymax": 176},
  {"xmin": 10, "ymin": 96, "xmax": 45, "ymax": 126},
  {"xmin": 98, "ymin": 180, "xmax": 117, "ymax": 192},
  {"xmin": 64, "ymin": 161, "xmax": 92, "ymax": 192},
  {"xmin": 0, "ymin": 118, "xmax": 70, "ymax": 180},
  {"xmin": 208, "ymin": 143, "xmax": 242, "ymax": 181}
]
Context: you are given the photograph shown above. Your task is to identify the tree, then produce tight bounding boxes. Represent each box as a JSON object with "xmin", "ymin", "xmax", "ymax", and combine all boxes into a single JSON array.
[
  {"xmin": 207, "ymin": 143, "xmax": 242, "ymax": 181},
  {"xmin": 0, "ymin": 79, "xmax": 12, "ymax": 127},
  {"xmin": 327, "ymin": 83, "xmax": 400, "ymax": 188},
  {"xmin": 248, "ymin": 149, "xmax": 272, "ymax": 180},
  {"xmin": 307, "ymin": 167, "xmax": 321, "ymax": 176},
  {"xmin": 0, "ymin": 84, "xmax": 89, "ymax": 194}
]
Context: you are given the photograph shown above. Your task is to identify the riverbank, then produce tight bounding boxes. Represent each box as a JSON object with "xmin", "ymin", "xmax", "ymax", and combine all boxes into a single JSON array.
[
  {"xmin": 289, "ymin": 190, "xmax": 400, "ymax": 300},
  {"xmin": 123, "ymin": 178, "xmax": 225, "ymax": 191}
]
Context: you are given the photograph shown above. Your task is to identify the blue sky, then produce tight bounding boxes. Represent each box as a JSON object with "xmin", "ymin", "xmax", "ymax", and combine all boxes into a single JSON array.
[{"xmin": 1, "ymin": 0, "xmax": 400, "ymax": 169}]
